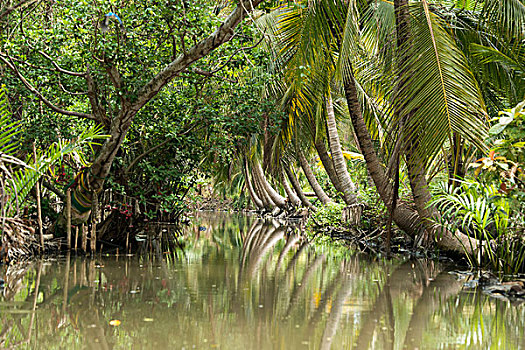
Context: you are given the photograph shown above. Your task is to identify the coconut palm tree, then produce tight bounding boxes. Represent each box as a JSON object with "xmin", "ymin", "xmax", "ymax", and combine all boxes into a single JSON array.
[
  {"xmin": 270, "ymin": 0, "xmax": 499, "ymax": 254},
  {"xmin": 264, "ymin": 2, "xmax": 361, "ymax": 207}
]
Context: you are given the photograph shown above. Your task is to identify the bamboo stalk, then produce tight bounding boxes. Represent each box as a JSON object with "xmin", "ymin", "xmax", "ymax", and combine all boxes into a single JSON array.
[
  {"xmin": 74, "ymin": 226, "xmax": 78, "ymax": 251},
  {"xmin": 81, "ymin": 223, "xmax": 87, "ymax": 253},
  {"xmin": 32, "ymin": 143, "xmax": 44, "ymax": 253},
  {"xmin": 66, "ymin": 189, "xmax": 72, "ymax": 250},
  {"xmin": 91, "ymin": 193, "xmax": 98, "ymax": 254}
]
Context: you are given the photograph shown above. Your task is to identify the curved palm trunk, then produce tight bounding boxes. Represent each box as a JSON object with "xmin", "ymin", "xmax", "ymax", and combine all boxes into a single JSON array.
[
  {"xmin": 343, "ymin": 70, "xmax": 477, "ymax": 255},
  {"xmin": 252, "ymin": 164, "xmax": 275, "ymax": 210},
  {"xmin": 283, "ymin": 164, "xmax": 315, "ymax": 210},
  {"xmin": 313, "ymin": 139, "xmax": 346, "ymax": 198},
  {"xmin": 253, "ymin": 162, "xmax": 287, "ymax": 209},
  {"xmin": 325, "ymin": 97, "xmax": 358, "ymax": 205},
  {"xmin": 393, "ymin": 0, "xmax": 478, "ymax": 253},
  {"xmin": 243, "ymin": 159, "xmax": 264, "ymax": 210},
  {"xmin": 297, "ymin": 149, "xmax": 331, "ymax": 205},
  {"xmin": 279, "ymin": 165, "xmax": 300, "ymax": 207}
]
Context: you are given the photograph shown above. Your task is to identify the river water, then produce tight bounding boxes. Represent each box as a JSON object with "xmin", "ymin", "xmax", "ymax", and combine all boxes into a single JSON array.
[{"xmin": 1, "ymin": 213, "xmax": 524, "ymax": 349}]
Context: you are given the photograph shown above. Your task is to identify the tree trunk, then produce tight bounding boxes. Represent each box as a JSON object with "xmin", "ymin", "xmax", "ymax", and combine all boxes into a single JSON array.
[
  {"xmin": 297, "ymin": 149, "xmax": 332, "ymax": 205},
  {"xmin": 343, "ymin": 67, "xmax": 478, "ymax": 255},
  {"xmin": 283, "ymin": 164, "xmax": 315, "ymax": 210},
  {"xmin": 52, "ymin": 0, "xmax": 265, "ymax": 225},
  {"xmin": 243, "ymin": 158, "xmax": 264, "ymax": 210},
  {"xmin": 252, "ymin": 164, "xmax": 275, "ymax": 210},
  {"xmin": 393, "ymin": 0, "xmax": 478, "ymax": 254},
  {"xmin": 325, "ymin": 96, "xmax": 358, "ymax": 205},
  {"xmin": 314, "ymin": 139, "xmax": 346, "ymax": 198},
  {"xmin": 253, "ymin": 162, "xmax": 287, "ymax": 209},
  {"xmin": 279, "ymin": 165, "xmax": 301, "ymax": 207}
]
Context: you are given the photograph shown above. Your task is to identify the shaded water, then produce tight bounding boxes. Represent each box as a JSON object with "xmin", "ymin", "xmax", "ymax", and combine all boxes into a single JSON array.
[{"xmin": 1, "ymin": 213, "xmax": 524, "ymax": 349}]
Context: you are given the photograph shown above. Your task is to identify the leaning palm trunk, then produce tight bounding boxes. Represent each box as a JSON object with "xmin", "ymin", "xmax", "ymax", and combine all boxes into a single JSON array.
[
  {"xmin": 243, "ymin": 159, "xmax": 264, "ymax": 209},
  {"xmin": 325, "ymin": 97, "xmax": 358, "ymax": 205},
  {"xmin": 343, "ymin": 72, "xmax": 477, "ymax": 255},
  {"xmin": 314, "ymin": 139, "xmax": 346, "ymax": 197},
  {"xmin": 253, "ymin": 162, "xmax": 287, "ymax": 209},
  {"xmin": 252, "ymin": 164, "xmax": 275, "ymax": 210},
  {"xmin": 283, "ymin": 164, "xmax": 315, "ymax": 210},
  {"xmin": 297, "ymin": 149, "xmax": 331, "ymax": 205},
  {"xmin": 279, "ymin": 165, "xmax": 301, "ymax": 207},
  {"xmin": 393, "ymin": 0, "xmax": 478, "ymax": 253}
]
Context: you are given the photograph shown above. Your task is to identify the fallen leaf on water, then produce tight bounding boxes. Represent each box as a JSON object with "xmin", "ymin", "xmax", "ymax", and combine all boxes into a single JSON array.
[
  {"xmin": 143, "ymin": 318, "xmax": 154, "ymax": 322},
  {"xmin": 109, "ymin": 320, "xmax": 121, "ymax": 326}
]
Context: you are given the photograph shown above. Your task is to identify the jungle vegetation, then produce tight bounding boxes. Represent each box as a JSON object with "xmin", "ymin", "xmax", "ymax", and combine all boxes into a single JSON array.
[{"xmin": 0, "ymin": 0, "xmax": 524, "ymax": 274}]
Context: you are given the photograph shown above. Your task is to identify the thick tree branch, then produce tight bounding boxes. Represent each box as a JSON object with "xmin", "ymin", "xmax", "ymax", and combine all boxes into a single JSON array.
[
  {"xmin": 124, "ymin": 120, "xmax": 205, "ymax": 173},
  {"xmin": 0, "ymin": 54, "xmax": 96, "ymax": 121},
  {"xmin": 131, "ymin": 0, "xmax": 264, "ymax": 113},
  {"xmin": 58, "ymin": 81, "xmax": 87, "ymax": 96},
  {"xmin": 186, "ymin": 67, "xmax": 238, "ymax": 83},
  {"xmin": 42, "ymin": 180, "xmax": 65, "ymax": 201}
]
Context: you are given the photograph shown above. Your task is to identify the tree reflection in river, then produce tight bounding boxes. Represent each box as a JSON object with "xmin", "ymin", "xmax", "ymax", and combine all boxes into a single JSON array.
[{"xmin": 0, "ymin": 213, "xmax": 524, "ymax": 349}]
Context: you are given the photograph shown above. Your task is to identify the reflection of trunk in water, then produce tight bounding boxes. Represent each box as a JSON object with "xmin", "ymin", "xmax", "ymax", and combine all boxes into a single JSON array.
[
  {"xmin": 247, "ymin": 226, "xmax": 284, "ymax": 277},
  {"xmin": 284, "ymin": 254, "xmax": 326, "ymax": 318},
  {"xmin": 244, "ymin": 221, "xmax": 269, "ymax": 265},
  {"xmin": 353, "ymin": 261, "xmax": 443, "ymax": 349},
  {"xmin": 26, "ymin": 261, "xmax": 42, "ymax": 346},
  {"xmin": 242, "ymin": 222, "xmax": 271, "ymax": 273},
  {"xmin": 320, "ymin": 273, "xmax": 354, "ymax": 350},
  {"xmin": 403, "ymin": 271, "xmax": 463, "ymax": 350},
  {"xmin": 379, "ymin": 276, "xmax": 396, "ymax": 350},
  {"xmin": 284, "ymin": 241, "xmax": 309, "ymax": 278},
  {"xmin": 62, "ymin": 253, "xmax": 71, "ymax": 317},
  {"xmin": 275, "ymin": 233, "xmax": 300, "ymax": 276},
  {"xmin": 308, "ymin": 267, "xmax": 345, "ymax": 328},
  {"xmin": 239, "ymin": 220, "xmax": 263, "ymax": 280},
  {"xmin": 354, "ymin": 262, "xmax": 413, "ymax": 349}
]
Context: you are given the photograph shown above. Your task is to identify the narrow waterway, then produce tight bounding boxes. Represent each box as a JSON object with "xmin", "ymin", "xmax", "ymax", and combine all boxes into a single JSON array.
[{"xmin": 1, "ymin": 213, "xmax": 524, "ymax": 349}]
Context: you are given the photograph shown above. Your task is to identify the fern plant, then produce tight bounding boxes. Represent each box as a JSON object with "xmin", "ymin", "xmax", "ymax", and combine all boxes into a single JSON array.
[{"xmin": 430, "ymin": 179, "xmax": 525, "ymax": 275}]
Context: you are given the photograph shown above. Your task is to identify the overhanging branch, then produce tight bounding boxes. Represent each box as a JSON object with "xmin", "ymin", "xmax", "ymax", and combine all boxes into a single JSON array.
[
  {"xmin": 0, "ymin": 53, "xmax": 96, "ymax": 121},
  {"xmin": 131, "ymin": 0, "xmax": 264, "ymax": 113}
]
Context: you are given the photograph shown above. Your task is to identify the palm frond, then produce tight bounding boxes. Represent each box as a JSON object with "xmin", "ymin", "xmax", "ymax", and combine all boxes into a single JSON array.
[
  {"xmin": 481, "ymin": 0, "xmax": 525, "ymax": 40},
  {"xmin": 395, "ymin": 1, "xmax": 489, "ymax": 167},
  {"xmin": 6, "ymin": 124, "xmax": 108, "ymax": 214}
]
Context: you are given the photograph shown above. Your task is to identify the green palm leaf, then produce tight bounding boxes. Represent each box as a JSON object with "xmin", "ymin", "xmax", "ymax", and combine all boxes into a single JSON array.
[
  {"xmin": 6, "ymin": 124, "xmax": 108, "ymax": 215},
  {"xmin": 395, "ymin": 1, "xmax": 489, "ymax": 167},
  {"xmin": 481, "ymin": 0, "xmax": 525, "ymax": 40}
]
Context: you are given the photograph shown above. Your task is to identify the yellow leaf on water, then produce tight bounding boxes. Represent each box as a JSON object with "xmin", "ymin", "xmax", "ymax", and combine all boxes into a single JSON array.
[
  {"xmin": 109, "ymin": 320, "xmax": 121, "ymax": 326},
  {"xmin": 143, "ymin": 318, "xmax": 154, "ymax": 322}
]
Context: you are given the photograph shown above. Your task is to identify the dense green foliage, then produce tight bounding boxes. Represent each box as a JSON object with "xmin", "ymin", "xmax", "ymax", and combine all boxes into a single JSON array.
[{"xmin": 1, "ymin": 0, "xmax": 525, "ymax": 275}]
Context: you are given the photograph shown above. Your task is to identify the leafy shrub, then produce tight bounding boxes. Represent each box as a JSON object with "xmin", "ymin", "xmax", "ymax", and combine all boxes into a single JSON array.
[{"xmin": 307, "ymin": 202, "xmax": 345, "ymax": 227}]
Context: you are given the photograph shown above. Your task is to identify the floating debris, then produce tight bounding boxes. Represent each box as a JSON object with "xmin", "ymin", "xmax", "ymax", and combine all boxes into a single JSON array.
[{"xmin": 109, "ymin": 319, "xmax": 121, "ymax": 326}]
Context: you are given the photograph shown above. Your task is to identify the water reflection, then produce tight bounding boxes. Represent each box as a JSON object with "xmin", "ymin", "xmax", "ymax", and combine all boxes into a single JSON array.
[{"xmin": 0, "ymin": 213, "xmax": 524, "ymax": 349}]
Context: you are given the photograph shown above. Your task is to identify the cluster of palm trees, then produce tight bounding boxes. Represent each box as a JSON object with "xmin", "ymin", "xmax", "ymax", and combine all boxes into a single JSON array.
[{"xmin": 214, "ymin": 0, "xmax": 525, "ymax": 256}]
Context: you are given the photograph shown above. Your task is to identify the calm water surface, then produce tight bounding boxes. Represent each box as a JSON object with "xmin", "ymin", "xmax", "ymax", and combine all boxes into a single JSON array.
[{"xmin": 1, "ymin": 213, "xmax": 524, "ymax": 349}]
